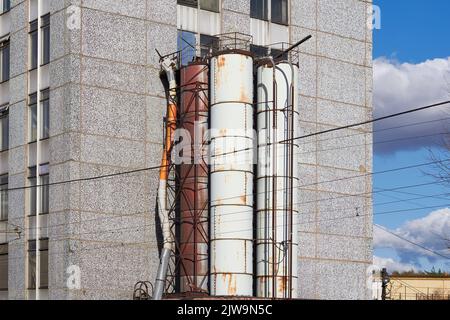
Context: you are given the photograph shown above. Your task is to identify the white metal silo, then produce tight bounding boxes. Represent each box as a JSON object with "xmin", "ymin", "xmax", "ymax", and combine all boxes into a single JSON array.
[
  {"xmin": 209, "ymin": 52, "xmax": 254, "ymax": 296},
  {"xmin": 256, "ymin": 61, "xmax": 299, "ymax": 298}
]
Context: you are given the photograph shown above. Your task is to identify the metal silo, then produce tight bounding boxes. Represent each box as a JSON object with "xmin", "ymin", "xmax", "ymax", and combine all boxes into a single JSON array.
[
  {"xmin": 179, "ymin": 62, "xmax": 210, "ymax": 294},
  {"xmin": 209, "ymin": 51, "xmax": 254, "ymax": 296},
  {"xmin": 256, "ymin": 60, "xmax": 299, "ymax": 298}
]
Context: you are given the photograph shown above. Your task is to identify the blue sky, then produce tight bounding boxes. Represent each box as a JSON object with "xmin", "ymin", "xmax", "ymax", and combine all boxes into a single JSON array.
[
  {"xmin": 372, "ymin": 0, "xmax": 450, "ymax": 272},
  {"xmin": 374, "ymin": 0, "xmax": 450, "ymax": 63}
]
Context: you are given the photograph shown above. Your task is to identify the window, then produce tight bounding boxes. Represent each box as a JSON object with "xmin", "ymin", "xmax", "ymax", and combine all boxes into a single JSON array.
[
  {"xmin": 178, "ymin": 0, "xmax": 198, "ymax": 8},
  {"xmin": 28, "ymin": 239, "xmax": 48, "ymax": 290},
  {"xmin": 200, "ymin": 34, "xmax": 219, "ymax": 58},
  {"xmin": 0, "ymin": 39, "xmax": 9, "ymax": 82},
  {"xmin": 41, "ymin": 14, "xmax": 50, "ymax": 65},
  {"xmin": 199, "ymin": 0, "xmax": 220, "ymax": 13},
  {"xmin": 250, "ymin": 44, "xmax": 269, "ymax": 58},
  {"xmin": 1, "ymin": 0, "xmax": 10, "ymax": 14},
  {"xmin": 251, "ymin": 0, "xmax": 268, "ymax": 20},
  {"xmin": 29, "ymin": 93, "xmax": 37, "ymax": 142},
  {"xmin": 178, "ymin": 0, "xmax": 219, "ymax": 12},
  {"xmin": 29, "ymin": 90, "xmax": 49, "ymax": 142},
  {"xmin": 0, "ymin": 175, "xmax": 7, "ymax": 221},
  {"xmin": 30, "ymin": 15, "xmax": 50, "ymax": 69},
  {"xmin": 29, "ymin": 20, "xmax": 38, "ymax": 70},
  {"xmin": 0, "ymin": 244, "xmax": 7, "ymax": 292},
  {"xmin": 0, "ymin": 105, "xmax": 8, "ymax": 151},
  {"xmin": 271, "ymin": 0, "xmax": 288, "ymax": 25},
  {"xmin": 177, "ymin": 30, "xmax": 197, "ymax": 66},
  {"xmin": 41, "ymin": 89, "xmax": 49, "ymax": 139},
  {"xmin": 251, "ymin": 0, "xmax": 288, "ymax": 25},
  {"xmin": 28, "ymin": 164, "xmax": 49, "ymax": 217}
]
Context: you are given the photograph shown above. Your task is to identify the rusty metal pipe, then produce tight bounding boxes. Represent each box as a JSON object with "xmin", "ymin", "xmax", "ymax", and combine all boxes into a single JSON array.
[{"xmin": 153, "ymin": 57, "xmax": 178, "ymax": 300}]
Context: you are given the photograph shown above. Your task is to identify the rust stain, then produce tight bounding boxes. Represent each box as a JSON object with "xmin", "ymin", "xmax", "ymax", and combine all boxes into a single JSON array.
[
  {"xmin": 218, "ymin": 56, "xmax": 226, "ymax": 68},
  {"xmin": 221, "ymin": 274, "xmax": 237, "ymax": 296},
  {"xmin": 359, "ymin": 165, "xmax": 366, "ymax": 173},
  {"xmin": 219, "ymin": 128, "xmax": 227, "ymax": 136},
  {"xmin": 240, "ymin": 195, "xmax": 247, "ymax": 205}
]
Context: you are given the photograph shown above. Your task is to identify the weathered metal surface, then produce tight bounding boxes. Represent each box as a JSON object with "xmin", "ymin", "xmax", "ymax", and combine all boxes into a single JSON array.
[
  {"xmin": 210, "ymin": 53, "xmax": 254, "ymax": 296},
  {"xmin": 256, "ymin": 62, "xmax": 299, "ymax": 298},
  {"xmin": 179, "ymin": 63, "xmax": 210, "ymax": 293}
]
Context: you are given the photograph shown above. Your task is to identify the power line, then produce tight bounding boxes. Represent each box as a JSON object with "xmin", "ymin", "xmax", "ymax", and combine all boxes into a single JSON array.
[
  {"xmin": 374, "ymin": 224, "xmax": 450, "ymax": 260},
  {"xmin": 1, "ymin": 101, "xmax": 448, "ymax": 194},
  {"xmin": 1, "ymin": 160, "xmax": 448, "ymax": 234},
  {"xmin": 3, "ymin": 201, "xmax": 450, "ymax": 264},
  {"xmin": 282, "ymin": 100, "xmax": 450, "ymax": 143}
]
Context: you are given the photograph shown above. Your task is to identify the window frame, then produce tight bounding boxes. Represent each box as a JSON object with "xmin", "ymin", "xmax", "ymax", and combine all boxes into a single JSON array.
[
  {"xmin": 0, "ymin": 39, "xmax": 10, "ymax": 83},
  {"xmin": 28, "ymin": 163, "xmax": 49, "ymax": 217},
  {"xmin": 27, "ymin": 238, "xmax": 49, "ymax": 290},
  {"xmin": 271, "ymin": 0, "xmax": 289, "ymax": 26},
  {"xmin": 199, "ymin": 0, "xmax": 220, "ymax": 13},
  {"xmin": 0, "ymin": 175, "xmax": 7, "ymax": 222},
  {"xmin": 0, "ymin": 105, "xmax": 8, "ymax": 152},
  {"xmin": 28, "ymin": 92, "xmax": 38, "ymax": 143},
  {"xmin": 0, "ymin": 243, "xmax": 7, "ymax": 292},
  {"xmin": 1, "ymin": 0, "xmax": 10, "ymax": 15},
  {"xmin": 29, "ymin": 19, "xmax": 38, "ymax": 71},
  {"xmin": 250, "ymin": 0, "xmax": 269, "ymax": 21},
  {"xmin": 41, "ymin": 14, "xmax": 50, "ymax": 66}
]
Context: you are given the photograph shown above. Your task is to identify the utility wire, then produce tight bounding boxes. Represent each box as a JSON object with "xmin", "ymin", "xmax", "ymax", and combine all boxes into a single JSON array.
[
  {"xmin": 4, "ymin": 202, "xmax": 450, "ymax": 264},
  {"xmin": 2, "ymin": 160, "xmax": 448, "ymax": 235},
  {"xmin": 374, "ymin": 224, "xmax": 450, "ymax": 260},
  {"xmin": 1, "ymin": 102, "xmax": 448, "ymax": 193}
]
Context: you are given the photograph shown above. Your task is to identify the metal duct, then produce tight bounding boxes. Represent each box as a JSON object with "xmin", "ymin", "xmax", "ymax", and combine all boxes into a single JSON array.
[
  {"xmin": 209, "ymin": 52, "xmax": 254, "ymax": 296},
  {"xmin": 179, "ymin": 62, "xmax": 210, "ymax": 293},
  {"xmin": 256, "ymin": 61, "xmax": 299, "ymax": 298}
]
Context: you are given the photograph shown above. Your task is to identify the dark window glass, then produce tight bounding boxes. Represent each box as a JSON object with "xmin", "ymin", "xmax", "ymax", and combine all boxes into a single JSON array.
[
  {"xmin": 28, "ymin": 239, "xmax": 49, "ymax": 290},
  {"xmin": 200, "ymin": 34, "xmax": 219, "ymax": 58},
  {"xmin": 29, "ymin": 93, "xmax": 37, "ymax": 142},
  {"xmin": 28, "ymin": 164, "xmax": 49, "ymax": 216},
  {"xmin": 41, "ymin": 89, "xmax": 49, "ymax": 139},
  {"xmin": 41, "ymin": 14, "xmax": 50, "ymax": 65},
  {"xmin": 0, "ymin": 243, "xmax": 7, "ymax": 291},
  {"xmin": 250, "ymin": 44, "xmax": 269, "ymax": 58},
  {"xmin": 177, "ymin": 30, "xmax": 197, "ymax": 66},
  {"xmin": 0, "ymin": 175, "xmax": 7, "ymax": 221},
  {"xmin": 0, "ymin": 40, "xmax": 9, "ymax": 82},
  {"xmin": 251, "ymin": 0, "xmax": 268, "ymax": 20},
  {"xmin": 271, "ymin": 0, "xmax": 288, "ymax": 25},
  {"xmin": 2, "ymin": 0, "xmax": 10, "ymax": 13},
  {"xmin": 29, "ymin": 20, "xmax": 38, "ymax": 70},
  {"xmin": 0, "ymin": 108, "xmax": 8, "ymax": 151},
  {"xmin": 271, "ymin": 47, "xmax": 288, "ymax": 61},
  {"xmin": 178, "ymin": 0, "xmax": 198, "ymax": 8},
  {"xmin": 199, "ymin": 0, "xmax": 220, "ymax": 12}
]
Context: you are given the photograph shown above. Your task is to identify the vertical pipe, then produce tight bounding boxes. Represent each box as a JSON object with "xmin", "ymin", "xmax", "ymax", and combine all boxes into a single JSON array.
[
  {"xmin": 179, "ymin": 63, "xmax": 209, "ymax": 293},
  {"xmin": 35, "ymin": 0, "xmax": 42, "ymax": 301},
  {"xmin": 153, "ymin": 57, "xmax": 177, "ymax": 300},
  {"xmin": 256, "ymin": 61, "xmax": 299, "ymax": 298},
  {"xmin": 210, "ymin": 52, "xmax": 254, "ymax": 296}
]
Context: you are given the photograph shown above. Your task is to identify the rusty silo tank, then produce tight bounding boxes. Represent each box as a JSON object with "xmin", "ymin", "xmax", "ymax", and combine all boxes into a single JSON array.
[
  {"xmin": 179, "ymin": 62, "xmax": 210, "ymax": 294},
  {"xmin": 209, "ymin": 50, "xmax": 255, "ymax": 296}
]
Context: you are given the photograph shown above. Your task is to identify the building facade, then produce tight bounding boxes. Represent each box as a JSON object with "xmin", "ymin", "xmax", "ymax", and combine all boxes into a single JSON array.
[{"xmin": 0, "ymin": 0, "xmax": 373, "ymax": 300}]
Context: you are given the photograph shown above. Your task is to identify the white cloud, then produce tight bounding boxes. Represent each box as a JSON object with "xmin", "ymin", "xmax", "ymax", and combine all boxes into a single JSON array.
[
  {"xmin": 374, "ymin": 208, "xmax": 450, "ymax": 265},
  {"xmin": 373, "ymin": 255, "xmax": 416, "ymax": 272},
  {"xmin": 373, "ymin": 57, "xmax": 450, "ymax": 154}
]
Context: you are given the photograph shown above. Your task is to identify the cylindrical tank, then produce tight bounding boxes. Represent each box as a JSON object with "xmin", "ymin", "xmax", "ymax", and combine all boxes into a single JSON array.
[
  {"xmin": 179, "ymin": 62, "xmax": 210, "ymax": 293},
  {"xmin": 256, "ymin": 61, "xmax": 299, "ymax": 298},
  {"xmin": 209, "ymin": 52, "xmax": 254, "ymax": 296}
]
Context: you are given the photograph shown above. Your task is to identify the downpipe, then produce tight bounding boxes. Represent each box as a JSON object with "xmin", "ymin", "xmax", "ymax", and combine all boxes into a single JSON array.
[{"xmin": 153, "ymin": 57, "xmax": 177, "ymax": 300}]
